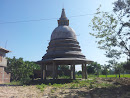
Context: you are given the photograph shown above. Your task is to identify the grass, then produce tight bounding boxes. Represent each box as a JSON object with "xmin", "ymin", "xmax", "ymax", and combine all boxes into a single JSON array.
[
  {"xmin": 6, "ymin": 81, "xmax": 23, "ymax": 86},
  {"xmin": 36, "ymin": 83, "xmax": 47, "ymax": 91},
  {"xmin": 99, "ymin": 74, "xmax": 130, "ymax": 78},
  {"xmin": 36, "ymin": 76, "xmax": 120, "ymax": 91},
  {"xmin": 8, "ymin": 74, "xmax": 129, "ymax": 92},
  {"xmin": 76, "ymin": 74, "xmax": 130, "ymax": 78}
]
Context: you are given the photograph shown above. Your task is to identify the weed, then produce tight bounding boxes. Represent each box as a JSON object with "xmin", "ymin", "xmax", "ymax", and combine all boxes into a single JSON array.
[
  {"xmin": 89, "ymin": 82, "xmax": 94, "ymax": 89},
  {"xmin": 72, "ymin": 79, "xmax": 80, "ymax": 83},
  {"xmin": 49, "ymin": 83, "xmax": 51, "ymax": 86},
  {"xmin": 36, "ymin": 83, "xmax": 47, "ymax": 91},
  {"xmin": 51, "ymin": 89, "xmax": 55, "ymax": 93}
]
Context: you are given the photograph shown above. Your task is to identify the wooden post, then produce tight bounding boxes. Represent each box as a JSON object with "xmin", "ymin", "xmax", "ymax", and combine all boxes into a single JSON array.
[
  {"xmin": 41, "ymin": 64, "xmax": 43, "ymax": 80},
  {"xmin": 53, "ymin": 61, "xmax": 56, "ymax": 80},
  {"xmin": 43, "ymin": 65, "xmax": 46, "ymax": 80},
  {"xmin": 71, "ymin": 65, "xmax": 75, "ymax": 79},
  {"xmin": 82, "ymin": 64, "xmax": 85, "ymax": 79},
  {"xmin": 73, "ymin": 65, "xmax": 75, "ymax": 79},
  {"xmin": 84, "ymin": 64, "xmax": 87, "ymax": 79},
  {"xmin": 71, "ymin": 65, "xmax": 73, "ymax": 79},
  {"xmin": 55, "ymin": 65, "xmax": 58, "ymax": 79}
]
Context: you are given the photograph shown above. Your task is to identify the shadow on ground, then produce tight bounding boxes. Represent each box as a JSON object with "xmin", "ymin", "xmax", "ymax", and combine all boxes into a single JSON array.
[{"xmin": 29, "ymin": 79, "xmax": 80, "ymax": 85}]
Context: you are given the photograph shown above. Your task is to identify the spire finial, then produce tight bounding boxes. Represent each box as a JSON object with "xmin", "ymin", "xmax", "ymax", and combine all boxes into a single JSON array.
[
  {"xmin": 60, "ymin": 8, "xmax": 67, "ymax": 18},
  {"xmin": 58, "ymin": 8, "xmax": 69, "ymax": 26}
]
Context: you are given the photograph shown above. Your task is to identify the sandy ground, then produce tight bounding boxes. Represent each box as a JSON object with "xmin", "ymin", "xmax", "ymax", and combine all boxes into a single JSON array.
[
  {"xmin": 0, "ymin": 78, "xmax": 130, "ymax": 98},
  {"xmin": 0, "ymin": 85, "xmax": 43, "ymax": 98}
]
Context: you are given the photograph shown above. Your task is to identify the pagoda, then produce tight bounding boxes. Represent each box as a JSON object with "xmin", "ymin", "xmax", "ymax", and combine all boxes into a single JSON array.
[{"xmin": 37, "ymin": 9, "xmax": 92, "ymax": 80}]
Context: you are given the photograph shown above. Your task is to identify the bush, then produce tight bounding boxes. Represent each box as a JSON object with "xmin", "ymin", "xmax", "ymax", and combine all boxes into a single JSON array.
[{"xmin": 6, "ymin": 57, "xmax": 40, "ymax": 84}]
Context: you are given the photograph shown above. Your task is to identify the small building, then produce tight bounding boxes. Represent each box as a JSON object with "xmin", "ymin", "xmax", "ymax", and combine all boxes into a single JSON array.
[{"xmin": 0, "ymin": 47, "xmax": 11, "ymax": 83}]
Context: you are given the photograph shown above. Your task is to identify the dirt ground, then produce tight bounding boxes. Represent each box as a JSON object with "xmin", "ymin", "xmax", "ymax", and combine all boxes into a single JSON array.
[
  {"xmin": 45, "ymin": 78, "xmax": 130, "ymax": 98},
  {"xmin": 0, "ymin": 78, "xmax": 130, "ymax": 98},
  {"xmin": 0, "ymin": 85, "xmax": 43, "ymax": 98}
]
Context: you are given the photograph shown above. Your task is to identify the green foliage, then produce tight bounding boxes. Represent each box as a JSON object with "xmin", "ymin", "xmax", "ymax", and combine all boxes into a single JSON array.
[
  {"xmin": 49, "ymin": 83, "xmax": 51, "ymax": 86},
  {"xmin": 76, "ymin": 74, "xmax": 82, "ymax": 78},
  {"xmin": 89, "ymin": 1, "xmax": 130, "ymax": 67},
  {"xmin": 51, "ymin": 89, "xmax": 55, "ymax": 93},
  {"xmin": 123, "ymin": 61, "xmax": 130, "ymax": 70},
  {"xmin": 52, "ymin": 83, "xmax": 66, "ymax": 88},
  {"xmin": 72, "ymin": 79, "xmax": 80, "ymax": 83},
  {"xmin": 35, "ymin": 74, "xmax": 130, "ymax": 91},
  {"xmin": 6, "ymin": 81, "xmax": 23, "ymax": 86},
  {"xmin": 87, "ymin": 62, "xmax": 101, "ymax": 76},
  {"xmin": 58, "ymin": 75, "xmax": 70, "ymax": 79},
  {"xmin": 6, "ymin": 57, "xmax": 40, "ymax": 84},
  {"xmin": 108, "ymin": 60, "xmax": 126, "ymax": 78},
  {"xmin": 37, "ymin": 83, "xmax": 47, "ymax": 91},
  {"xmin": 77, "ymin": 71, "xmax": 82, "ymax": 75},
  {"xmin": 101, "ymin": 64, "xmax": 111, "ymax": 77},
  {"xmin": 58, "ymin": 65, "xmax": 70, "ymax": 76},
  {"xmin": 99, "ymin": 74, "xmax": 130, "ymax": 78}
]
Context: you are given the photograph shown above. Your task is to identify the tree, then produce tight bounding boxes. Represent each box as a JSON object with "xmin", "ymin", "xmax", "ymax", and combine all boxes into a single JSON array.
[
  {"xmin": 89, "ymin": 0, "xmax": 130, "ymax": 69},
  {"xmin": 77, "ymin": 71, "xmax": 82, "ymax": 75},
  {"xmin": 123, "ymin": 60, "xmax": 130, "ymax": 69},
  {"xmin": 87, "ymin": 62, "xmax": 101, "ymax": 76},
  {"xmin": 6, "ymin": 57, "xmax": 40, "ymax": 84},
  {"xmin": 58, "ymin": 65, "xmax": 70, "ymax": 76},
  {"xmin": 101, "ymin": 64, "xmax": 111, "ymax": 78},
  {"xmin": 109, "ymin": 60, "xmax": 122, "ymax": 78}
]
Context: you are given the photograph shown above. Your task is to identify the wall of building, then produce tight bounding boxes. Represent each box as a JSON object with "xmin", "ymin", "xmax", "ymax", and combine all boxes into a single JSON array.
[
  {"xmin": 0, "ymin": 51, "xmax": 10, "ymax": 83},
  {"xmin": 0, "ymin": 67, "xmax": 10, "ymax": 83},
  {"xmin": 0, "ymin": 51, "xmax": 7, "ymax": 67}
]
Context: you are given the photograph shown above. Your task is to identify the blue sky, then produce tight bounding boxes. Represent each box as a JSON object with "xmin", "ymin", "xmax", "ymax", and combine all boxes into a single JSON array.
[{"xmin": 1, "ymin": 0, "xmax": 125, "ymax": 71}]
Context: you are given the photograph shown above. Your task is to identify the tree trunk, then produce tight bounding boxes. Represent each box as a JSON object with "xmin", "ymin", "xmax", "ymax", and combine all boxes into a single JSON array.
[{"xmin": 119, "ymin": 73, "xmax": 120, "ymax": 79}]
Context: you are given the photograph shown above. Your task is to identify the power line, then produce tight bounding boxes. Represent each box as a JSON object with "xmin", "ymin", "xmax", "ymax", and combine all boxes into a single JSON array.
[
  {"xmin": 69, "ymin": 13, "xmax": 95, "ymax": 18},
  {"xmin": 0, "ymin": 18, "xmax": 58, "ymax": 24},
  {"xmin": 0, "ymin": 11, "xmax": 113, "ymax": 24}
]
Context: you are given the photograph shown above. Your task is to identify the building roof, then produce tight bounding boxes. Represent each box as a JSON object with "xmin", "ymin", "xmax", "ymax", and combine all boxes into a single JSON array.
[
  {"xmin": 37, "ymin": 58, "xmax": 93, "ymax": 65},
  {"xmin": 0, "ymin": 47, "xmax": 10, "ymax": 53},
  {"xmin": 37, "ymin": 9, "xmax": 93, "ymax": 65}
]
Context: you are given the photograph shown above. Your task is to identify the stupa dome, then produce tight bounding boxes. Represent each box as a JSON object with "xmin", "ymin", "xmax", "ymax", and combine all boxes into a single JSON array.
[{"xmin": 51, "ymin": 25, "xmax": 77, "ymax": 40}]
